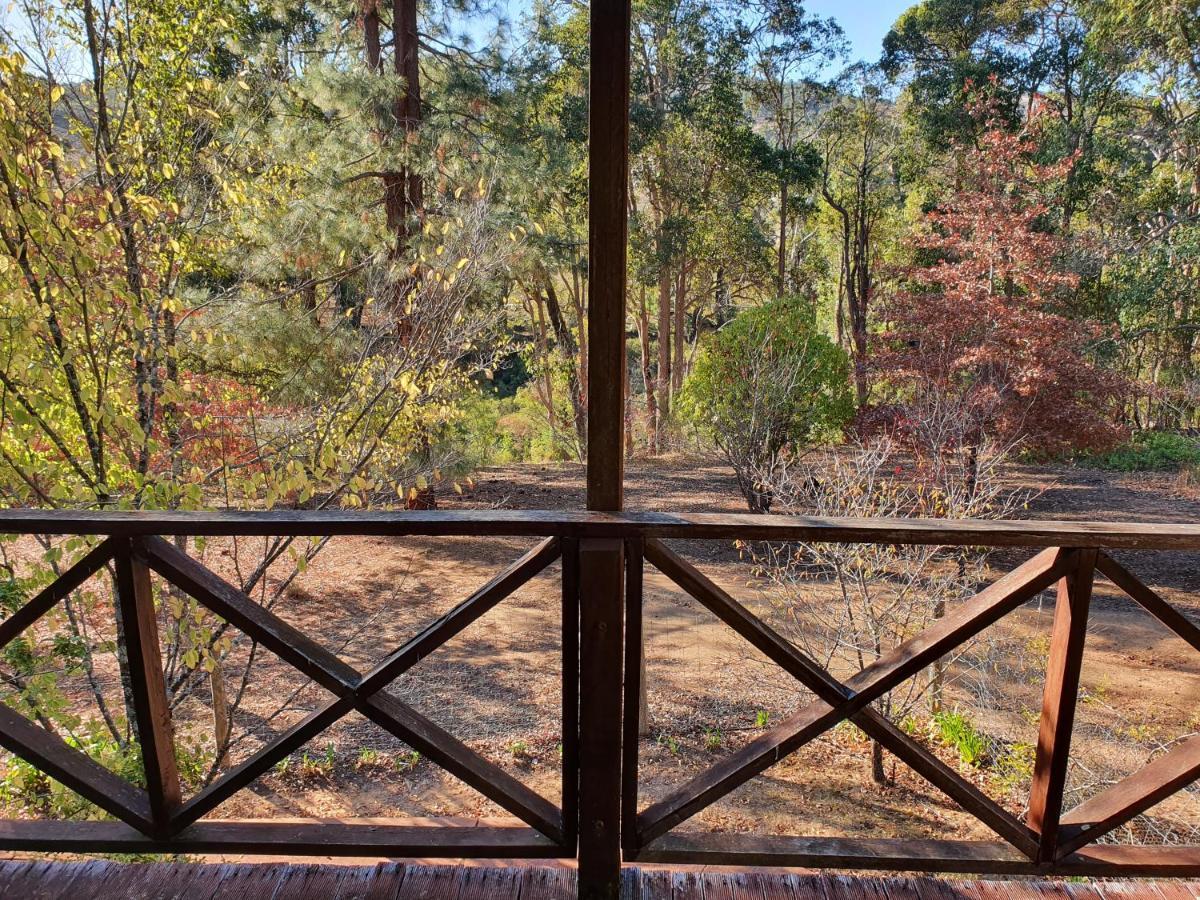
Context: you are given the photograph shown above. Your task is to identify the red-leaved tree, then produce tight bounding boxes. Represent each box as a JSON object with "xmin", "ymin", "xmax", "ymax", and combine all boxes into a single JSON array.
[{"xmin": 873, "ymin": 90, "xmax": 1127, "ymax": 482}]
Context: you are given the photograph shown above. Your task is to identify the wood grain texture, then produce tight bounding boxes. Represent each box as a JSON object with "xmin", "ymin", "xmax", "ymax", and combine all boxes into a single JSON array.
[
  {"xmin": 2, "ymin": 861, "xmax": 1193, "ymax": 900},
  {"xmin": 578, "ymin": 538, "xmax": 625, "ymax": 899},
  {"xmin": 586, "ymin": 0, "xmax": 632, "ymax": 513},
  {"xmin": 5, "ymin": 507, "xmax": 1200, "ymax": 548},
  {"xmin": 632, "ymin": 833, "xmax": 1200, "ymax": 877},
  {"xmin": 0, "ymin": 818, "xmax": 558, "ymax": 856},
  {"xmin": 114, "ymin": 539, "xmax": 181, "ymax": 834},
  {"xmin": 1029, "ymin": 550, "xmax": 1097, "ymax": 861}
]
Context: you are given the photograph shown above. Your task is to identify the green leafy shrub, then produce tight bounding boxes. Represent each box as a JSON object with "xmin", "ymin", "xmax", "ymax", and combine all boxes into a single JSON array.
[
  {"xmin": 1090, "ymin": 431, "xmax": 1200, "ymax": 471},
  {"xmin": 677, "ymin": 298, "xmax": 852, "ymax": 511}
]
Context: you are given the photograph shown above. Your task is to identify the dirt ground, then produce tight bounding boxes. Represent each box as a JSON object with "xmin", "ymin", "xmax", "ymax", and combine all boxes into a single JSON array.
[{"xmin": 6, "ymin": 456, "xmax": 1200, "ymax": 844}]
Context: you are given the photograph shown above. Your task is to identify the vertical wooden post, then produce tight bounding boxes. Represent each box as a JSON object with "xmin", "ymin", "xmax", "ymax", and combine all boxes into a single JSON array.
[
  {"xmin": 578, "ymin": 538, "xmax": 624, "ymax": 900},
  {"xmin": 583, "ymin": 0, "xmax": 630, "ymax": 892},
  {"xmin": 620, "ymin": 537, "xmax": 643, "ymax": 855},
  {"xmin": 114, "ymin": 538, "xmax": 181, "ymax": 836},
  {"xmin": 1028, "ymin": 548, "xmax": 1096, "ymax": 862},
  {"xmin": 560, "ymin": 536, "xmax": 580, "ymax": 853},
  {"xmin": 587, "ymin": 0, "xmax": 631, "ymax": 512}
]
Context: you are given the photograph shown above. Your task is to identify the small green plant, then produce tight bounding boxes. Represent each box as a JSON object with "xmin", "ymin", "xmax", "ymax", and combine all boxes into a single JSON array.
[
  {"xmin": 274, "ymin": 756, "xmax": 291, "ymax": 776},
  {"xmin": 703, "ymin": 728, "xmax": 722, "ymax": 752},
  {"xmin": 932, "ymin": 709, "xmax": 989, "ymax": 768},
  {"xmin": 508, "ymin": 740, "xmax": 530, "ymax": 761},
  {"xmin": 754, "ymin": 710, "xmax": 770, "ymax": 729},
  {"xmin": 355, "ymin": 748, "xmax": 380, "ymax": 769},
  {"xmin": 394, "ymin": 750, "xmax": 421, "ymax": 771},
  {"xmin": 300, "ymin": 742, "xmax": 337, "ymax": 778},
  {"xmin": 656, "ymin": 733, "xmax": 680, "ymax": 756}
]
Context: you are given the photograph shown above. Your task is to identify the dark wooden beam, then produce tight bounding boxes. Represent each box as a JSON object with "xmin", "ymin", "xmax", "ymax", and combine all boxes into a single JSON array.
[
  {"xmin": 115, "ymin": 540, "xmax": 181, "ymax": 834},
  {"xmin": 577, "ymin": 538, "xmax": 625, "ymax": 899},
  {"xmin": 0, "ymin": 818, "xmax": 559, "ymax": 857},
  {"xmin": 631, "ymin": 832, "xmax": 1200, "ymax": 877},
  {"xmin": 1058, "ymin": 733, "xmax": 1200, "ymax": 856},
  {"xmin": 1028, "ymin": 549, "xmax": 1096, "ymax": 861},
  {"xmin": 586, "ymin": 0, "xmax": 631, "ymax": 513},
  {"xmin": 6, "ymin": 508, "xmax": 1200, "ymax": 549}
]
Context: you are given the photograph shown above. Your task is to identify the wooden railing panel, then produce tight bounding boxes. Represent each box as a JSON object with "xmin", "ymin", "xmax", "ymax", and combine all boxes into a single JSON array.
[
  {"xmin": 0, "ymin": 511, "xmax": 1198, "ymax": 878},
  {"xmin": 0, "ymin": 703, "xmax": 152, "ymax": 832},
  {"xmin": 638, "ymin": 546, "xmax": 1072, "ymax": 842},
  {"xmin": 1058, "ymin": 734, "xmax": 1200, "ymax": 856}
]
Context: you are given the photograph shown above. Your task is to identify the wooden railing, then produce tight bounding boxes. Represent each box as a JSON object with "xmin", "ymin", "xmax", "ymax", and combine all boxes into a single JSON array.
[{"xmin": 1, "ymin": 510, "xmax": 1200, "ymax": 895}]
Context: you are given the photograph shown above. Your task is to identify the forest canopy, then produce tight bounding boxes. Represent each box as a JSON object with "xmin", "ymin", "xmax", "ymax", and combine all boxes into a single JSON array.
[{"xmin": 0, "ymin": 0, "xmax": 1196, "ymax": 514}]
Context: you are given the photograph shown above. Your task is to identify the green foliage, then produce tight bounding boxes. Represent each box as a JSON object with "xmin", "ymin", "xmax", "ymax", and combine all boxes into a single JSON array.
[
  {"xmin": 678, "ymin": 298, "xmax": 852, "ymax": 510},
  {"xmin": 1089, "ymin": 432, "xmax": 1200, "ymax": 472},
  {"xmin": 931, "ymin": 709, "xmax": 989, "ymax": 768},
  {"xmin": 992, "ymin": 740, "xmax": 1036, "ymax": 798},
  {"xmin": 0, "ymin": 732, "xmax": 210, "ymax": 820}
]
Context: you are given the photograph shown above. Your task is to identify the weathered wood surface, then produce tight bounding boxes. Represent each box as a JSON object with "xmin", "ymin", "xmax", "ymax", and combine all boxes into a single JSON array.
[
  {"xmin": 5, "ymin": 507, "xmax": 1200, "ymax": 549},
  {"xmin": 633, "ymin": 833, "xmax": 1200, "ymax": 878},
  {"xmin": 0, "ymin": 818, "xmax": 558, "ymax": 857},
  {"xmin": 0, "ymin": 860, "xmax": 1190, "ymax": 898}
]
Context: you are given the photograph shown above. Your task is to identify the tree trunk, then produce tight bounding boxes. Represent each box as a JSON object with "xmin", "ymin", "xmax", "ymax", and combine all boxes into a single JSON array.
[
  {"xmin": 391, "ymin": 0, "xmax": 422, "ymax": 259},
  {"xmin": 543, "ymin": 275, "xmax": 587, "ymax": 452},
  {"xmin": 777, "ymin": 180, "xmax": 788, "ymax": 298},
  {"xmin": 672, "ymin": 266, "xmax": 686, "ymax": 395},
  {"xmin": 637, "ymin": 288, "xmax": 658, "ymax": 453},
  {"xmin": 656, "ymin": 269, "xmax": 671, "ymax": 445},
  {"xmin": 871, "ymin": 738, "xmax": 887, "ymax": 785}
]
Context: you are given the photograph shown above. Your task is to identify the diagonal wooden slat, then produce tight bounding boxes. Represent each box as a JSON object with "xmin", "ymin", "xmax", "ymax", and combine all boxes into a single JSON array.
[
  {"xmin": 1057, "ymin": 733, "xmax": 1200, "ymax": 856},
  {"xmin": 361, "ymin": 692, "xmax": 565, "ymax": 844},
  {"xmin": 644, "ymin": 539, "xmax": 1039, "ymax": 857},
  {"xmin": 637, "ymin": 546, "xmax": 1073, "ymax": 842},
  {"xmin": 1028, "ymin": 549, "xmax": 1096, "ymax": 862},
  {"xmin": 114, "ymin": 540, "xmax": 181, "ymax": 834},
  {"xmin": 139, "ymin": 535, "xmax": 360, "ymax": 693},
  {"xmin": 0, "ymin": 538, "xmax": 118, "ymax": 651},
  {"xmin": 1095, "ymin": 552, "xmax": 1200, "ymax": 654},
  {"xmin": 142, "ymin": 534, "xmax": 565, "ymax": 842},
  {"xmin": 0, "ymin": 703, "xmax": 153, "ymax": 832}
]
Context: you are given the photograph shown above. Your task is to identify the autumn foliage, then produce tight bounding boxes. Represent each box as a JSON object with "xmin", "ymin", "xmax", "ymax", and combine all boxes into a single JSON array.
[{"xmin": 873, "ymin": 91, "xmax": 1128, "ymax": 458}]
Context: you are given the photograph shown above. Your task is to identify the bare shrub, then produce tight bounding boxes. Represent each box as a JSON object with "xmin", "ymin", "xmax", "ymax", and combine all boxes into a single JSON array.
[{"xmin": 748, "ymin": 438, "xmax": 1030, "ymax": 784}]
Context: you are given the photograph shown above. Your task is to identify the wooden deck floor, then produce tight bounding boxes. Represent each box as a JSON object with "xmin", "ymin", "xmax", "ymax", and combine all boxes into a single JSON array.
[{"xmin": 0, "ymin": 860, "xmax": 1196, "ymax": 899}]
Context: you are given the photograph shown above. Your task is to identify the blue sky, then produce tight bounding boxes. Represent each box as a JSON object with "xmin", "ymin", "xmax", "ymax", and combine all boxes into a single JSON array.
[{"xmin": 803, "ymin": 0, "xmax": 915, "ymax": 65}]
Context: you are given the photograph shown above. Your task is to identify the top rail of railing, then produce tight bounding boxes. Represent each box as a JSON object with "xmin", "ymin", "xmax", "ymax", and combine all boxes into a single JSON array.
[{"xmin": 0, "ymin": 508, "xmax": 1198, "ymax": 549}]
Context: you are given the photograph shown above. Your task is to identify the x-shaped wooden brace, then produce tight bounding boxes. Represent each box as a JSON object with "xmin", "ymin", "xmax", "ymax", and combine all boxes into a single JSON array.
[
  {"xmin": 635, "ymin": 539, "xmax": 1077, "ymax": 859},
  {"xmin": 137, "ymin": 535, "xmax": 567, "ymax": 842}
]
